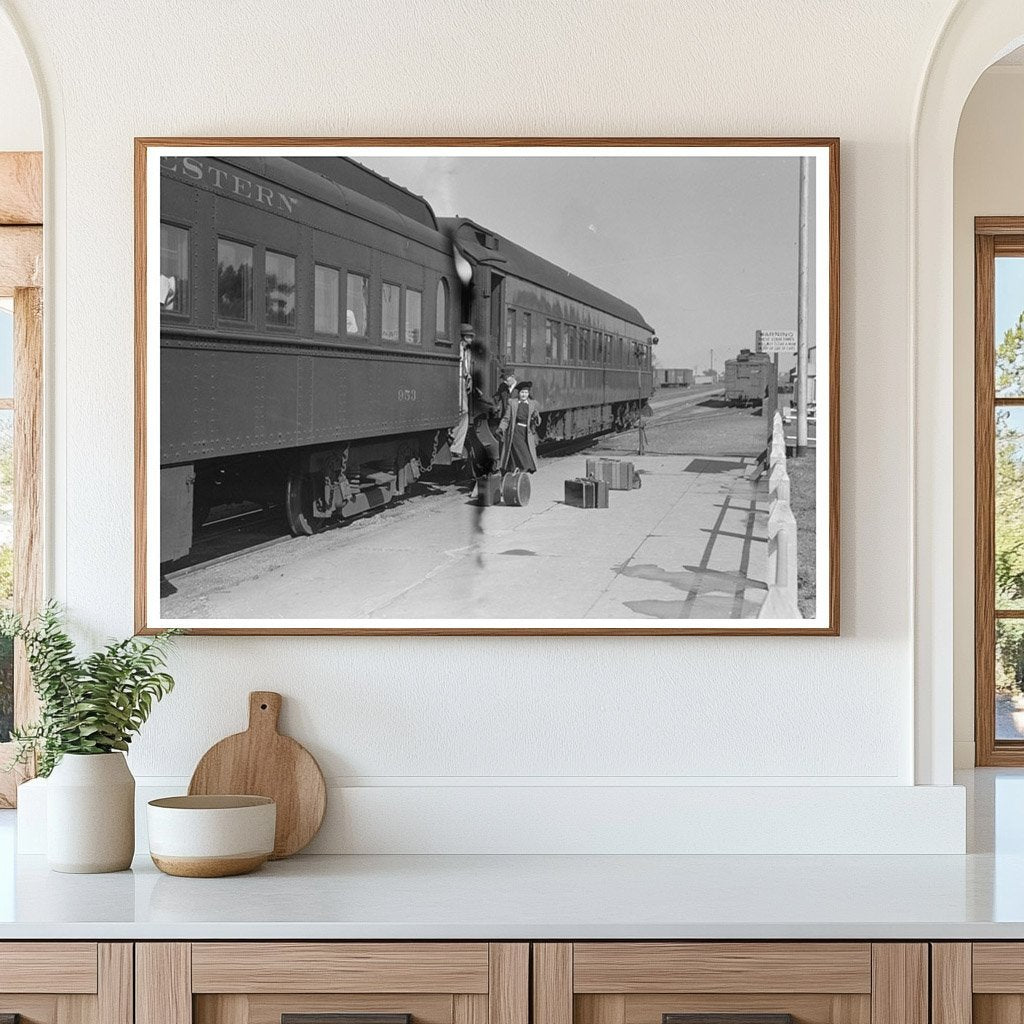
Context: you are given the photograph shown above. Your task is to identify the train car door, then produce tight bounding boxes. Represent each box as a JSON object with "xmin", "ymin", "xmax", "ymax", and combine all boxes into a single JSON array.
[{"xmin": 489, "ymin": 272, "xmax": 505, "ymax": 389}]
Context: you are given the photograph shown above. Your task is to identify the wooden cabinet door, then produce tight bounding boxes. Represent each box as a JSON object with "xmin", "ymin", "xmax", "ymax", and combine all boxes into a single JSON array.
[
  {"xmin": 137, "ymin": 943, "xmax": 528, "ymax": 1024},
  {"xmin": 0, "ymin": 943, "xmax": 131, "ymax": 1024},
  {"xmin": 935, "ymin": 943, "xmax": 1024, "ymax": 1024},
  {"xmin": 533, "ymin": 944, "xmax": 928, "ymax": 1024}
]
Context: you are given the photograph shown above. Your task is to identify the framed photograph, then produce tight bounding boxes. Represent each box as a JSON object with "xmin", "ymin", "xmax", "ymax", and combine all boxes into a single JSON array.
[{"xmin": 135, "ymin": 137, "xmax": 839, "ymax": 635}]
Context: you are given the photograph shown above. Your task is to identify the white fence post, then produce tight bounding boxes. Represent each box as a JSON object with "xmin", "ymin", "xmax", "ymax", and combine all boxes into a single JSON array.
[{"xmin": 759, "ymin": 412, "xmax": 801, "ymax": 619}]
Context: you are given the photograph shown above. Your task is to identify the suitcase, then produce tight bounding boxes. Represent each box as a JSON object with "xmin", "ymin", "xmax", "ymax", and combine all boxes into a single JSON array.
[
  {"xmin": 586, "ymin": 457, "xmax": 637, "ymax": 490},
  {"xmin": 501, "ymin": 470, "xmax": 531, "ymax": 507},
  {"xmin": 565, "ymin": 477, "xmax": 608, "ymax": 509},
  {"xmin": 477, "ymin": 472, "xmax": 503, "ymax": 506}
]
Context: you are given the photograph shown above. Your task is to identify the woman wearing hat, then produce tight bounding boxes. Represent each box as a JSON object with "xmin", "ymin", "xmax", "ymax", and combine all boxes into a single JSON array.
[{"xmin": 499, "ymin": 381, "xmax": 541, "ymax": 474}]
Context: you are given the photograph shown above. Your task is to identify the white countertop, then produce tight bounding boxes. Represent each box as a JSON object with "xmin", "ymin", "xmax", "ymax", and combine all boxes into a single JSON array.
[
  {"xmin": 1, "ymin": 849, "xmax": 1023, "ymax": 940},
  {"xmin": 1, "ymin": 769, "xmax": 1021, "ymax": 941}
]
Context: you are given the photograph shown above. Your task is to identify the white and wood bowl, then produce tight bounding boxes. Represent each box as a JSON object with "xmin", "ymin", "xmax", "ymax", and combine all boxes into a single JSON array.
[{"xmin": 147, "ymin": 795, "xmax": 276, "ymax": 877}]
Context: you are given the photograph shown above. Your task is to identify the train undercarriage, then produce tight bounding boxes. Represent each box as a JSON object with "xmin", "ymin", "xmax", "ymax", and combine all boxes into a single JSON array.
[{"xmin": 160, "ymin": 428, "xmax": 450, "ymax": 565}]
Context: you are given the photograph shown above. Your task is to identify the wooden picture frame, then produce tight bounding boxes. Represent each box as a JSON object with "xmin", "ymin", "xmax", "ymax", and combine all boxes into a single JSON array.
[{"xmin": 135, "ymin": 137, "xmax": 840, "ymax": 636}]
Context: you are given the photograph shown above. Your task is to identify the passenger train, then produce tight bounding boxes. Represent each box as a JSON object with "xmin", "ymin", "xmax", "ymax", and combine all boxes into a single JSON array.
[{"xmin": 158, "ymin": 154, "xmax": 657, "ymax": 563}]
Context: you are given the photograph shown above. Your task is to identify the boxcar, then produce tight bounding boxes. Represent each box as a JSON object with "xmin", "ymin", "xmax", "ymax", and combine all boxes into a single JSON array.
[
  {"xmin": 440, "ymin": 217, "xmax": 656, "ymax": 441},
  {"xmin": 724, "ymin": 349, "xmax": 772, "ymax": 406}
]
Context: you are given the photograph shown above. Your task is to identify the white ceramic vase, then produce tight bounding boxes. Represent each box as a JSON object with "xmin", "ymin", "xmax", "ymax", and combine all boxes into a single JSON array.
[{"xmin": 46, "ymin": 752, "xmax": 135, "ymax": 873}]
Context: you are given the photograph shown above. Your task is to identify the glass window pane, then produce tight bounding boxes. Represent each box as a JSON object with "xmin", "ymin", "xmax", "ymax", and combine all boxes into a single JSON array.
[
  {"xmin": 996, "ymin": 407, "xmax": 1024, "ymax": 609},
  {"xmin": 347, "ymin": 273, "xmax": 368, "ymax": 335},
  {"xmin": 217, "ymin": 238, "xmax": 253, "ymax": 321},
  {"xmin": 997, "ymin": 620, "xmax": 1024, "ymax": 739},
  {"xmin": 381, "ymin": 282, "xmax": 400, "ymax": 343},
  {"xmin": 0, "ymin": 409, "xmax": 12, "ymax": 743},
  {"xmin": 996, "ymin": 256, "xmax": 1024, "ymax": 397},
  {"xmin": 506, "ymin": 308, "xmax": 516, "ymax": 362},
  {"xmin": 436, "ymin": 279, "xmax": 449, "ymax": 337},
  {"xmin": 522, "ymin": 312, "xmax": 531, "ymax": 362},
  {"xmin": 405, "ymin": 289, "xmax": 422, "ymax": 345},
  {"xmin": 314, "ymin": 265, "xmax": 339, "ymax": 335},
  {"xmin": 0, "ymin": 307, "xmax": 12, "ymax": 398},
  {"xmin": 266, "ymin": 251, "xmax": 296, "ymax": 328},
  {"xmin": 160, "ymin": 223, "xmax": 189, "ymax": 315}
]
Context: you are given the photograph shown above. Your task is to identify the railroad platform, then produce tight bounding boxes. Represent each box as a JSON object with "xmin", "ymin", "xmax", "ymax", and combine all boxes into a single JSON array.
[{"xmin": 162, "ymin": 447, "xmax": 771, "ymax": 623}]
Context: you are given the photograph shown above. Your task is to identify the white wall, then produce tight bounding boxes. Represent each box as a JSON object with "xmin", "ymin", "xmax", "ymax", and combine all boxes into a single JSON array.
[
  {"xmin": 952, "ymin": 66, "xmax": 1024, "ymax": 768},
  {"xmin": 0, "ymin": 0, "xmax": 974, "ymax": 852},
  {"xmin": 0, "ymin": 10, "xmax": 39, "ymax": 152}
]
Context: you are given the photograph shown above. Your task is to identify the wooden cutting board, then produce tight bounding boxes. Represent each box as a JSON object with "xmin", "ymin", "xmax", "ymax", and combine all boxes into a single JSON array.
[{"xmin": 188, "ymin": 691, "xmax": 326, "ymax": 859}]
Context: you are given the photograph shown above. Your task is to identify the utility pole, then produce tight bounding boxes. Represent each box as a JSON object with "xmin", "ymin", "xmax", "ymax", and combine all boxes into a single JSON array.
[
  {"xmin": 710, "ymin": 348, "xmax": 714, "ymax": 378},
  {"xmin": 796, "ymin": 156, "xmax": 810, "ymax": 456}
]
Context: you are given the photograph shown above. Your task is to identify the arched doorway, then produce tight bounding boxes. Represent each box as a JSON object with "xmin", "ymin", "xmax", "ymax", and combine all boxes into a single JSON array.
[{"xmin": 914, "ymin": 1, "xmax": 1024, "ymax": 785}]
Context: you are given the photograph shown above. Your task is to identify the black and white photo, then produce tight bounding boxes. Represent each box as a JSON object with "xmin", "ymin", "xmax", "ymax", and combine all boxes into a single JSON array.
[{"xmin": 137, "ymin": 140, "xmax": 838, "ymax": 634}]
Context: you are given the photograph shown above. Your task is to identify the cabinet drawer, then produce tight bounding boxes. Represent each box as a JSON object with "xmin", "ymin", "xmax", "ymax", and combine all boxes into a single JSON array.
[
  {"xmin": 139, "ymin": 943, "xmax": 528, "ymax": 1024},
  {"xmin": 0, "ymin": 943, "xmax": 130, "ymax": 1024},
  {"xmin": 0, "ymin": 942, "xmax": 99, "ymax": 994},
  {"xmin": 534, "ymin": 943, "xmax": 926, "ymax": 1024},
  {"xmin": 934, "ymin": 942, "xmax": 1024, "ymax": 1024}
]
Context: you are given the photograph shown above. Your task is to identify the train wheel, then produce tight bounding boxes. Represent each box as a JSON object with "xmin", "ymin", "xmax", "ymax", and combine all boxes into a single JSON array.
[{"xmin": 285, "ymin": 467, "xmax": 328, "ymax": 536}]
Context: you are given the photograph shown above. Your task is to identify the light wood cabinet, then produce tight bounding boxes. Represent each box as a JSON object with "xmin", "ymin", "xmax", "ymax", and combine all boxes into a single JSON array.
[
  {"xmin": 532, "ymin": 943, "xmax": 928, "ymax": 1024},
  {"xmin": 0, "ymin": 943, "xmax": 132, "ymax": 1024},
  {"xmin": 136, "ymin": 944, "xmax": 528, "ymax": 1024},
  {"xmin": 931, "ymin": 943, "xmax": 1024, "ymax": 1024}
]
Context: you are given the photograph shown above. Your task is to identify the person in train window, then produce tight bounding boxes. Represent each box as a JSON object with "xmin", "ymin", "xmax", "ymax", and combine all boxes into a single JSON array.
[{"xmin": 499, "ymin": 382, "xmax": 541, "ymax": 474}]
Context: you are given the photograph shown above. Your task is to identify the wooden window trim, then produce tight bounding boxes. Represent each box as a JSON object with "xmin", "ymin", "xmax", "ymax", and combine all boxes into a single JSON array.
[
  {"xmin": 975, "ymin": 219, "xmax": 1024, "ymax": 765},
  {"xmin": 0, "ymin": 151, "xmax": 44, "ymax": 807}
]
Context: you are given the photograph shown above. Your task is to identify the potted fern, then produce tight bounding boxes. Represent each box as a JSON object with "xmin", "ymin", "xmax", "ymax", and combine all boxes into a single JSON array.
[{"xmin": 2, "ymin": 603, "xmax": 178, "ymax": 873}]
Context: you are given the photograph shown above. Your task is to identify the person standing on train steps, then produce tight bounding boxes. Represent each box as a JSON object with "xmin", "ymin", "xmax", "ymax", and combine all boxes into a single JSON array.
[
  {"xmin": 499, "ymin": 381, "xmax": 541, "ymax": 474},
  {"xmin": 449, "ymin": 323, "xmax": 475, "ymax": 458}
]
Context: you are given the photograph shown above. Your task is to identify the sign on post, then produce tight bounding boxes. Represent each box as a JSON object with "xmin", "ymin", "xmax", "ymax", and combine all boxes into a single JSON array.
[{"xmin": 755, "ymin": 329, "xmax": 797, "ymax": 354}]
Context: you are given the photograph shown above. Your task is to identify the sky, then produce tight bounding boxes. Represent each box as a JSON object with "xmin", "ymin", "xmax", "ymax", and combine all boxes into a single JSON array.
[
  {"xmin": 997, "ymin": 256, "xmax": 1024, "ymax": 341},
  {"xmin": 356, "ymin": 153, "xmax": 815, "ymax": 374}
]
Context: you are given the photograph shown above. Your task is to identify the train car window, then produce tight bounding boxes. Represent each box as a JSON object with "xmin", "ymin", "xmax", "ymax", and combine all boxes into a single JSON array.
[
  {"xmin": 619, "ymin": 336, "xmax": 625, "ymax": 367},
  {"xmin": 522, "ymin": 312, "xmax": 532, "ymax": 362},
  {"xmin": 314, "ymin": 265, "xmax": 340, "ymax": 335},
  {"xmin": 506, "ymin": 308, "xmax": 517, "ymax": 361},
  {"xmin": 567, "ymin": 324, "xmax": 577, "ymax": 364},
  {"xmin": 347, "ymin": 272, "xmax": 368, "ymax": 336},
  {"xmin": 160, "ymin": 223, "xmax": 190, "ymax": 316},
  {"xmin": 381, "ymin": 282, "xmax": 400, "ymax": 343},
  {"xmin": 405, "ymin": 288, "xmax": 422, "ymax": 345},
  {"xmin": 545, "ymin": 320, "xmax": 560, "ymax": 363},
  {"xmin": 265, "ymin": 251, "xmax": 296, "ymax": 328},
  {"xmin": 580, "ymin": 328, "xmax": 589, "ymax": 364},
  {"xmin": 436, "ymin": 278, "xmax": 449, "ymax": 338},
  {"xmin": 217, "ymin": 238, "xmax": 254, "ymax": 322}
]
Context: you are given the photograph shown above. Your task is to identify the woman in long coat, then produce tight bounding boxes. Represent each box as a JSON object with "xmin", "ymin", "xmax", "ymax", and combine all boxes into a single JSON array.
[{"xmin": 499, "ymin": 382, "xmax": 541, "ymax": 473}]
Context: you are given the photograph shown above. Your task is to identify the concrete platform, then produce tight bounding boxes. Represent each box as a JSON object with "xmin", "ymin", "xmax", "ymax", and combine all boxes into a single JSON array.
[{"xmin": 162, "ymin": 446, "xmax": 771, "ymax": 624}]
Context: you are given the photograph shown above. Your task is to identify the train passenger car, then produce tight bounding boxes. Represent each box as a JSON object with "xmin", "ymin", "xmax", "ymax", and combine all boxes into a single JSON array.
[
  {"xmin": 440, "ymin": 217, "xmax": 656, "ymax": 440},
  {"xmin": 724, "ymin": 349, "xmax": 773, "ymax": 406},
  {"xmin": 158, "ymin": 155, "xmax": 461, "ymax": 563}
]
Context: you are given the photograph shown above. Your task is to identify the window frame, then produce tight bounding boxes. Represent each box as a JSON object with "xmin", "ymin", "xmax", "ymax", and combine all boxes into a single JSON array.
[
  {"xmin": 313, "ymin": 261, "xmax": 341, "ymax": 338},
  {"xmin": 346, "ymin": 270, "xmax": 370, "ymax": 339},
  {"xmin": 975, "ymin": 218, "xmax": 1024, "ymax": 765},
  {"xmin": 435, "ymin": 277, "xmax": 451, "ymax": 344},
  {"xmin": 264, "ymin": 248, "xmax": 298, "ymax": 332},
  {"xmin": 215, "ymin": 235, "xmax": 256, "ymax": 326},
  {"xmin": 380, "ymin": 279, "xmax": 402, "ymax": 345},
  {"xmin": 158, "ymin": 220, "xmax": 192, "ymax": 320},
  {"xmin": 404, "ymin": 286, "xmax": 423, "ymax": 346}
]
